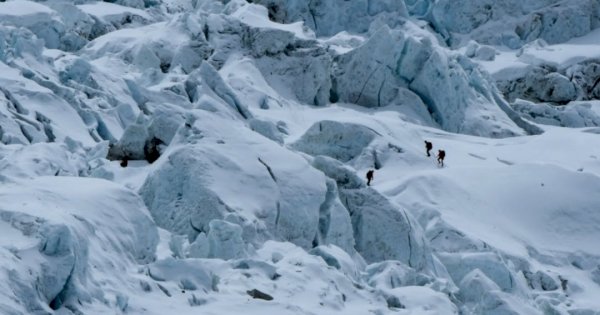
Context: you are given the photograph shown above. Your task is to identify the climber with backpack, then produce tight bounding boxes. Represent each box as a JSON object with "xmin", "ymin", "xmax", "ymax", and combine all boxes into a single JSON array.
[
  {"xmin": 366, "ymin": 169, "xmax": 374, "ymax": 186},
  {"xmin": 424, "ymin": 140, "xmax": 433, "ymax": 157},
  {"xmin": 437, "ymin": 150, "xmax": 446, "ymax": 167}
]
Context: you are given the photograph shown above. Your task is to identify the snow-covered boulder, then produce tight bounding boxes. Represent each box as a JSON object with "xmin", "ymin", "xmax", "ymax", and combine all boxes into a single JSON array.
[
  {"xmin": 309, "ymin": 245, "xmax": 361, "ymax": 280},
  {"xmin": 512, "ymin": 100, "xmax": 600, "ymax": 127},
  {"xmin": 0, "ymin": 1, "xmax": 155, "ymax": 51},
  {"xmin": 523, "ymin": 270, "xmax": 559, "ymax": 291},
  {"xmin": 315, "ymin": 179, "xmax": 356, "ymax": 253},
  {"xmin": 429, "ymin": 0, "xmax": 600, "ymax": 48},
  {"xmin": 384, "ymin": 286, "xmax": 458, "ymax": 314},
  {"xmin": 515, "ymin": 0, "xmax": 599, "ymax": 45},
  {"xmin": 0, "ymin": 142, "xmax": 86, "ymax": 179},
  {"xmin": 499, "ymin": 59, "xmax": 600, "ymax": 105},
  {"xmin": 458, "ymin": 269, "xmax": 502, "ymax": 303},
  {"xmin": 139, "ymin": 114, "xmax": 331, "ymax": 250},
  {"xmin": 108, "ymin": 115, "xmax": 151, "ymax": 160},
  {"xmin": 84, "ymin": 15, "xmax": 210, "ymax": 74},
  {"xmin": 339, "ymin": 187, "xmax": 430, "ymax": 268},
  {"xmin": 457, "ymin": 269, "xmax": 538, "ymax": 314},
  {"xmin": 438, "ymin": 251, "xmax": 518, "ymax": 292},
  {"xmin": 254, "ymin": 45, "xmax": 332, "ymax": 106},
  {"xmin": 498, "ymin": 67, "xmax": 577, "ymax": 104},
  {"xmin": 0, "ymin": 62, "xmax": 96, "ymax": 146},
  {"xmin": 0, "ymin": 1, "xmax": 65, "ymax": 49},
  {"xmin": 333, "ymin": 26, "xmax": 533, "ymax": 137},
  {"xmin": 568, "ymin": 60, "xmax": 600, "ymax": 100},
  {"xmin": 147, "ymin": 257, "xmax": 213, "ymax": 292},
  {"xmin": 465, "ymin": 41, "xmax": 497, "ymax": 61},
  {"xmin": 249, "ymin": 118, "xmax": 285, "ymax": 144},
  {"xmin": 205, "ymin": 4, "xmax": 332, "ymax": 108},
  {"xmin": 366, "ymin": 260, "xmax": 456, "ymax": 295},
  {"xmin": 207, "ymin": 220, "xmax": 248, "ymax": 260},
  {"xmin": 291, "ymin": 120, "xmax": 379, "ymax": 162},
  {"xmin": 311, "ymin": 155, "xmax": 365, "ymax": 189},
  {"xmin": 332, "ymin": 26, "xmax": 407, "ymax": 108},
  {"xmin": 0, "ymin": 177, "xmax": 158, "ymax": 314},
  {"xmin": 252, "ymin": 0, "xmax": 408, "ymax": 37},
  {"xmin": 425, "ymin": 219, "xmax": 490, "ymax": 253}
]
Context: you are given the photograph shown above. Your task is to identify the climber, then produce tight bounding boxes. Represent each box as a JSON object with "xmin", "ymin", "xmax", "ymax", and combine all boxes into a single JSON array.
[
  {"xmin": 424, "ymin": 140, "xmax": 433, "ymax": 157},
  {"xmin": 366, "ymin": 169, "xmax": 374, "ymax": 186},
  {"xmin": 120, "ymin": 156, "xmax": 128, "ymax": 168},
  {"xmin": 437, "ymin": 150, "xmax": 446, "ymax": 167}
]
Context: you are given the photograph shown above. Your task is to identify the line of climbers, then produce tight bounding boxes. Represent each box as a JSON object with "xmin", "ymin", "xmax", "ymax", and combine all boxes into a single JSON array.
[
  {"xmin": 425, "ymin": 140, "xmax": 445, "ymax": 167},
  {"xmin": 365, "ymin": 140, "xmax": 446, "ymax": 186}
]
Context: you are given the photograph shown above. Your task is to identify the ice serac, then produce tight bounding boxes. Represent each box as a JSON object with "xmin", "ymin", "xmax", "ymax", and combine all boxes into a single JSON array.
[
  {"xmin": 427, "ymin": 0, "xmax": 600, "ymax": 48},
  {"xmin": 252, "ymin": 0, "xmax": 408, "ymax": 37},
  {"xmin": 334, "ymin": 26, "xmax": 535, "ymax": 137},
  {"xmin": 339, "ymin": 188, "xmax": 431, "ymax": 268},
  {"xmin": 2, "ymin": 0, "xmax": 600, "ymax": 313},
  {"xmin": 0, "ymin": 177, "xmax": 158, "ymax": 314},
  {"xmin": 512, "ymin": 99, "xmax": 600, "ymax": 128},
  {"xmin": 497, "ymin": 58, "xmax": 600, "ymax": 108},
  {"xmin": 291, "ymin": 120, "xmax": 378, "ymax": 162},
  {"xmin": 310, "ymin": 154, "xmax": 434, "ymax": 271},
  {"xmin": 139, "ymin": 113, "xmax": 329, "ymax": 249}
]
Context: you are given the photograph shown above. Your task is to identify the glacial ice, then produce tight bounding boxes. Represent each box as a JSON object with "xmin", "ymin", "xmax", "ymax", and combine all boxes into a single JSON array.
[
  {"xmin": 1, "ymin": 0, "xmax": 599, "ymax": 314},
  {"xmin": 0, "ymin": 176, "xmax": 158, "ymax": 313}
]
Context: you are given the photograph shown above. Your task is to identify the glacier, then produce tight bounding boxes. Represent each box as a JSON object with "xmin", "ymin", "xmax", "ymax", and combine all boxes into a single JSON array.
[{"xmin": 0, "ymin": 0, "xmax": 600, "ymax": 314}]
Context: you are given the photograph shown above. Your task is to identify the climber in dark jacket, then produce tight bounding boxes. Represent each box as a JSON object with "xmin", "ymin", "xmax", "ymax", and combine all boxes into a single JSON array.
[
  {"xmin": 120, "ymin": 156, "xmax": 128, "ymax": 168},
  {"xmin": 425, "ymin": 140, "xmax": 433, "ymax": 157},
  {"xmin": 366, "ymin": 170, "xmax": 374, "ymax": 186},
  {"xmin": 437, "ymin": 150, "xmax": 446, "ymax": 167}
]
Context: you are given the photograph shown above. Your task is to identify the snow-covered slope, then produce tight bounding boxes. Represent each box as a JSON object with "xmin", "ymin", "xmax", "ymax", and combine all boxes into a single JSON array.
[{"xmin": 1, "ymin": 0, "xmax": 599, "ymax": 314}]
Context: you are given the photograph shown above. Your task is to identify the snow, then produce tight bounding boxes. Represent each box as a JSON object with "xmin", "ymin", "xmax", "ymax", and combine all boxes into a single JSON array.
[
  {"xmin": 1, "ymin": 0, "xmax": 600, "ymax": 314},
  {"xmin": 230, "ymin": 4, "xmax": 313, "ymax": 40},
  {"xmin": 77, "ymin": 2, "xmax": 151, "ymax": 20},
  {"xmin": 479, "ymin": 29, "xmax": 600, "ymax": 80},
  {"xmin": 0, "ymin": 0, "xmax": 55, "ymax": 17}
]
